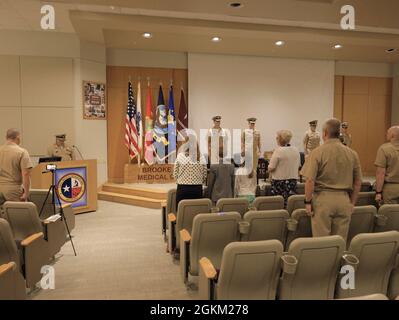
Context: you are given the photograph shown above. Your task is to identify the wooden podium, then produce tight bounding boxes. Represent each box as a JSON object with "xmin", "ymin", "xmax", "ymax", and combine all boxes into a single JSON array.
[{"xmin": 31, "ymin": 159, "xmax": 97, "ymax": 214}]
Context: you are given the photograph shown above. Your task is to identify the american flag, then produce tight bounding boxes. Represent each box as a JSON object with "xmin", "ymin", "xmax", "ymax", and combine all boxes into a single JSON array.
[{"xmin": 125, "ymin": 81, "xmax": 140, "ymax": 159}]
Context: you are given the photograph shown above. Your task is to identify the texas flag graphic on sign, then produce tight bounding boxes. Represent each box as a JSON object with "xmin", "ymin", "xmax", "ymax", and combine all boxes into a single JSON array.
[
  {"xmin": 61, "ymin": 177, "xmax": 83, "ymax": 200},
  {"xmin": 55, "ymin": 167, "xmax": 88, "ymax": 209}
]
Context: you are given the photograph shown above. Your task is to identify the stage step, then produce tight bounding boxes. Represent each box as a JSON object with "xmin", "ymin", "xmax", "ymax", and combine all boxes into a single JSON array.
[
  {"xmin": 102, "ymin": 183, "xmax": 167, "ymax": 200},
  {"xmin": 98, "ymin": 191, "xmax": 164, "ymax": 209}
]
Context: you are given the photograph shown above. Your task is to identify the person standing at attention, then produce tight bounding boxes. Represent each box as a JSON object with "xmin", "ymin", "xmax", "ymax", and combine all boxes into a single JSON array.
[
  {"xmin": 268, "ymin": 130, "xmax": 301, "ymax": 206},
  {"xmin": 375, "ymin": 126, "xmax": 399, "ymax": 205},
  {"xmin": 0, "ymin": 128, "xmax": 33, "ymax": 203},
  {"xmin": 303, "ymin": 120, "xmax": 321, "ymax": 156},
  {"xmin": 301, "ymin": 119, "xmax": 362, "ymax": 242},
  {"xmin": 173, "ymin": 135, "xmax": 207, "ymax": 208}
]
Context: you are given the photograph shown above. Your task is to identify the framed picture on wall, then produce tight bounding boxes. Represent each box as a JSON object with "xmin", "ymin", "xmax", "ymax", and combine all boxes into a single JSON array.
[{"xmin": 82, "ymin": 81, "xmax": 106, "ymax": 120}]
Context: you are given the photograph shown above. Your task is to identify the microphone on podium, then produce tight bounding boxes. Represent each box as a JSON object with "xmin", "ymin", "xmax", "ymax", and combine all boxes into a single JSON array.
[{"xmin": 73, "ymin": 145, "xmax": 84, "ymax": 160}]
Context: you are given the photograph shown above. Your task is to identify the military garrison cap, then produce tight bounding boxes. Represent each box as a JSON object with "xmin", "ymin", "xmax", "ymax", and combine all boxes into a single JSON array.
[
  {"xmin": 247, "ymin": 117, "xmax": 257, "ymax": 124},
  {"xmin": 212, "ymin": 116, "xmax": 222, "ymax": 121},
  {"xmin": 341, "ymin": 122, "xmax": 349, "ymax": 128},
  {"xmin": 55, "ymin": 134, "xmax": 66, "ymax": 139},
  {"xmin": 309, "ymin": 120, "xmax": 318, "ymax": 126}
]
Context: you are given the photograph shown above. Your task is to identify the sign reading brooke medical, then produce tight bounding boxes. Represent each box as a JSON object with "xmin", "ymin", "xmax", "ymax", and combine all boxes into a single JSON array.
[{"xmin": 55, "ymin": 167, "xmax": 88, "ymax": 209}]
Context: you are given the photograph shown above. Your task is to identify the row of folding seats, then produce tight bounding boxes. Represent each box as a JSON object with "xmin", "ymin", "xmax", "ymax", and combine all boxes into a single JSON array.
[
  {"xmin": 0, "ymin": 200, "xmax": 75, "ymax": 299},
  {"xmin": 164, "ymin": 193, "xmax": 390, "ymax": 254},
  {"xmin": 195, "ymin": 230, "xmax": 399, "ymax": 300},
  {"xmin": 162, "ymin": 189, "xmax": 378, "ymax": 237}
]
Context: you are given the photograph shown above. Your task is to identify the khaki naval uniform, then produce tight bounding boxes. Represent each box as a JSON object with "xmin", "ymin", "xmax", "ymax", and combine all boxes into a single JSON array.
[
  {"xmin": 47, "ymin": 144, "xmax": 75, "ymax": 161},
  {"xmin": 0, "ymin": 142, "xmax": 33, "ymax": 202},
  {"xmin": 375, "ymin": 141, "xmax": 399, "ymax": 204},
  {"xmin": 301, "ymin": 139, "xmax": 362, "ymax": 241},
  {"xmin": 241, "ymin": 129, "xmax": 261, "ymax": 174},
  {"xmin": 303, "ymin": 130, "xmax": 321, "ymax": 156},
  {"xmin": 207, "ymin": 128, "xmax": 228, "ymax": 165}
]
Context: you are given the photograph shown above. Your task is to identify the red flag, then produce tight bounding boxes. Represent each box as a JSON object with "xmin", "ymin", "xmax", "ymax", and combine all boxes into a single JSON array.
[{"xmin": 144, "ymin": 84, "xmax": 154, "ymax": 165}]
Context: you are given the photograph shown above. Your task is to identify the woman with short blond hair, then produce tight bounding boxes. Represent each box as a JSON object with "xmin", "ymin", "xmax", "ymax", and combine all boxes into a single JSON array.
[{"xmin": 268, "ymin": 130, "xmax": 301, "ymax": 205}]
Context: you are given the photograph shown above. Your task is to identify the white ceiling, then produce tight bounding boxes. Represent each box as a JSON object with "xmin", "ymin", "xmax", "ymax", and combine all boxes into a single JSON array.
[{"xmin": 1, "ymin": 0, "xmax": 399, "ymax": 63}]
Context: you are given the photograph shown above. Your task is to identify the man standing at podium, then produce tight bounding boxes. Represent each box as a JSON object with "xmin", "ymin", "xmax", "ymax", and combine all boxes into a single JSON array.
[
  {"xmin": 47, "ymin": 134, "xmax": 75, "ymax": 161},
  {"xmin": 0, "ymin": 128, "xmax": 33, "ymax": 202}
]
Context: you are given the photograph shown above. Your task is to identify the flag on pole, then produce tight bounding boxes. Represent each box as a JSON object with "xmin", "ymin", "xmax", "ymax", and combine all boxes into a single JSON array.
[
  {"xmin": 153, "ymin": 85, "xmax": 168, "ymax": 162},
  {"xmin": 167, "ymin": 85, "xmax": 177, "ymax": 163},
  {"xmin": 177, "ymin": 89, "xmax": 188, "ymax": 139},
  {"xmin": 124, "ymin": 81, "xmax": 140, "ymax": 159},
  {"xmin": 136, "ymin": 81, "xmax": 143, "ymax": 160},
  {"xmin": 144, "ymin": 83, "xmax": 154, "ymax": 165}
]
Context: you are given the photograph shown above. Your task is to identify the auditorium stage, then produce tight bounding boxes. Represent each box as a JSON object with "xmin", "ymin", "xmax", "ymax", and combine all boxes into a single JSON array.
[{"xmin": 98, "ymin": 182, "xmax": 176, "ymax": 209}]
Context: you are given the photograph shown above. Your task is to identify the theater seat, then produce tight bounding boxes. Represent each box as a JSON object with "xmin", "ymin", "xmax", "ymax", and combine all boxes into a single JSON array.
[
  {"xmin": 199, "ymin": 240, "xmax": 283, "ymax": 300},
  {"xmin": 241, "ymin": 210, "xmax": 288, "ymax": 245},
  {"xmin": 2, "ymin": 202, "xmax": 51, "ymax": 289},
  {"xmin": 287, "ymin": 195, "xmax": 305, "ymax": 215},
  {"xmin": 375, "ymin": 205, "xmax": 399, "ymax": 233},
  {"xmin": 389, "ymin": 266, "xmax": 399, "ymax": 300},
  {"xmin": 29, "ymin": 189, "xmax": 54, "ymax": 219},
  {"xmin": 296, "ymin": 183, "xmax": 305, "ymax": 195},
  {"xmin": 162, "ymin": 189, "xmax": 176, "ymax": 235},
  {"xmin": 216, "ymin": 198, "xmax": 249, "ymax": 217},
  {"xmin": 180, "ymin": 212, "xmax": 241, "ymax": 284},
  {"xmin": 335, "ymin": 231, "xmax": 399, "ymax": 299},
  {"xmin": 347, "ymin": 206, "xmax": 376, "ymax": 245},
  {"xmin": 168, "ymin": 199, "xmax": 212, "ymax": 254},
  {"xmin": 285, "ymin": 209, "xmax": 312, "ymax": 249},
  {"xmin": 360, "ymin": 182, "xmax": 372, "ymax": 192},
  {"xmin": 0, "ymin": 219, "xmax": 26, "ymax": 300},
  {"xmin": 278, "ymin": 236, "xmax": 345, "ymax": 300},
  {"xmin": 339, "ymin": 294, "xmax": 389, "ymax": 300},
  {"xmin": 356, "ymin": 192, "xmax": 377, "ymax": 207},
  {"xmin": 252, "ymin": 196, "xmax": 284, "ymax": 211}
]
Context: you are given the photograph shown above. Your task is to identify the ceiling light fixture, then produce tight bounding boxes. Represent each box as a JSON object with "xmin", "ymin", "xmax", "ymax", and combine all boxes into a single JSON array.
[
  {"xmin": 142, "ymin": 32, "xmax": 153, "ymax": 39},
  {"xmin": 386, "ymin": 48, "xmax": 398, "ymax": 53},
  {"xmin": 229, "ymin": 2, "xmax": 243, "ymax": 8},
  {"xmin": 275, "ymin": 40, "xmax": 285, "ymax": 46},
  {"xmin": 333, "ymin": 44, "xmax": 343, "ymax": 49},
  {"xmin": 212, "ymin": 36, "xmax": 222, "ymax": 42}
]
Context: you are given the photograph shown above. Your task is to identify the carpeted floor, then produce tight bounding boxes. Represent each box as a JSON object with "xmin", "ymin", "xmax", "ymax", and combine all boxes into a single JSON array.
[{"xmin": 31, "ymin": 201, "xmax": 197, "ymax": 300}]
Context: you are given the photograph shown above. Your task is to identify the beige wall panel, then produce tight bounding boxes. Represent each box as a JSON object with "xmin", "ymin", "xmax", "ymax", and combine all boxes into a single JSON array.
[
  {"xmin": 0, "ymin": 56, "xmax": 21, "ymax": 107},
  {"xmin": 369, "ymin": 77, "xmax": 392, "ymax": 96},
  {"xmin": 335, "ymin": 61, "xmax": 393, "ymax": 78},
  {"xmin": 334, "ymin": 76, "xmax": 343, "ymax": 95},
  {"xmin": 22, "ymin": 107, "xmax": 74, "ymax": 156},
  {"xmin": 342, "ymin": 94, "xmax": 369, "ymax": 172},
  {"xmin": 334, "ymin": 94, "xmax": 343, "ymax": 120},
  {"xmin": 343, "ymin": 76, "xmax": 369, "ymax": 95},
  {"xmin": 20, "ymin": 56, "xmax": 74, "ymax": 107},
  {"xmin": 0, "ymin": 107, "xmax": 22, "ymax": 144}
]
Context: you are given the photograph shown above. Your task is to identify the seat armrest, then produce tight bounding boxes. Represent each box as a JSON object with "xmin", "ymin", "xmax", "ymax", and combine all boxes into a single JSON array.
[
  {"xmin": 199, "ymin": 257, "xmax": 217, "ymax": 280},
  {"xmin": 21, "ymin": 232, "xmax": 44, "ymax": 247},
  {"xmin": 239, "ymin": 221, "xmax": 250, "ymax": 235},
  {"xmin": 43, "ymin": 214, "xmax": 62, "ymax": 224},
  {"xmin": 0, "ymin": 262, "xmax": 16, "ymax": 277},
  {"xmin": 168, "ymin": 213, "xmax": 177, "ymax": 223},
  {"xmin": 180, "ymin": 229, "xmax": 191, "ymax": 284},
  {"xmin": 286, "ymin": 218, "xmax": 298, "ymax": 232},
  {"xmin": 180, "ymin": 229, "xmax": 191, "ymax": 243},
  {"xmin": 199, "ymin": 258, "xmax": 217, "ymax": 300}
]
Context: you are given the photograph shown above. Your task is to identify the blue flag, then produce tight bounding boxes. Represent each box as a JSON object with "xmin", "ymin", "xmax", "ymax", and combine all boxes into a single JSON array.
[
  {"xmin": 167, "ymin": 85, "xmax": 176, "ymax": 163},
  {"xmin": 153, "ymin": 85, "xmax": 168, "ymax": 162}
]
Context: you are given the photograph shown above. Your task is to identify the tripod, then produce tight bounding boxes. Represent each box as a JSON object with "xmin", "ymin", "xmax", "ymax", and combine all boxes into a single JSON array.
[{"xmin": 39, "ymin": 168, "xmax": 77, "ymax": 256}]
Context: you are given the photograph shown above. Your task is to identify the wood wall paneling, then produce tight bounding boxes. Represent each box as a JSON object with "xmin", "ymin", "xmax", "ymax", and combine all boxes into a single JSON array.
[
  {"xmin": 339, "ymin": 76, "xmax": 392, "ymax": 176},
  {"xmin": 106, "ymin": 66, "xmax": 188, "ymax": 183}
]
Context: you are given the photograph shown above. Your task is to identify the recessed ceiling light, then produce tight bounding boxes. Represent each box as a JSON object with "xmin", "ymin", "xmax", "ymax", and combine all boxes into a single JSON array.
[
  {"xmin": 333, "ymin": 44, "xmax": 343, "ymax": 49},
  {"xmin": 142, "ymin": 32, "xmax": 153, "ymax": 39},
  {"xmin": 386, "ymin": 48, "xmax": 398, "ymax": 53},
  {"xmin": 212, "ymin": 36, "xmax": 222, "ymax": 42},
  {"xmin": 275, "ymin": 40, "xmax": 285, "ymax": 46},
  {"xmin": 110, "ymin": 6, "xmax": 115, "ymax": 10},
  {"xmin": 229, "ymin": 2, "xmax": 243, "ymax": 8}
]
